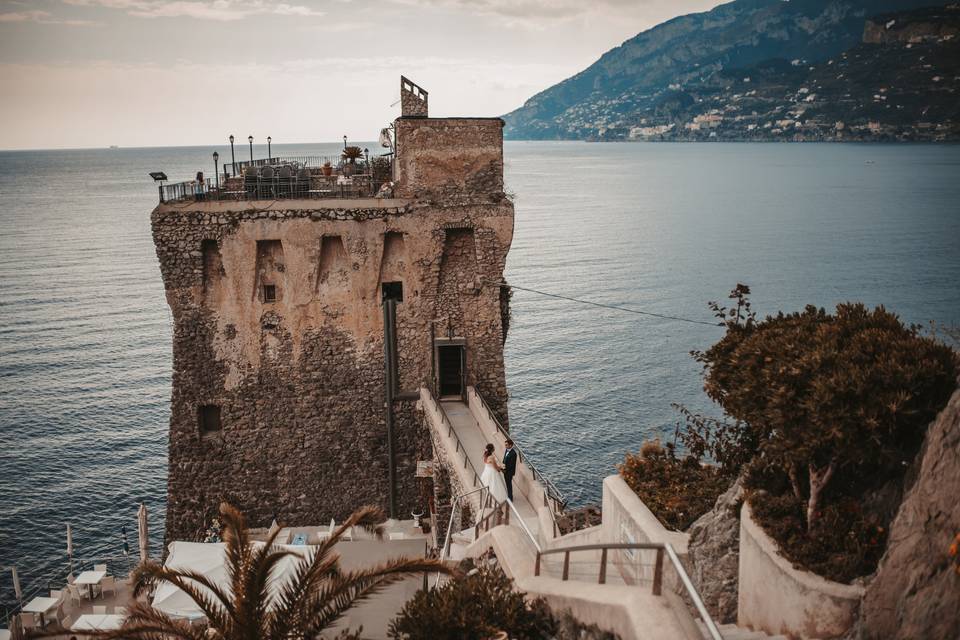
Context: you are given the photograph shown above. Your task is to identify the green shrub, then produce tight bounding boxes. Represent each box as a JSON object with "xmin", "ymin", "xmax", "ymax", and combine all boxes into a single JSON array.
[
  {"xmin": 618, "ymin": 441, "xmax": 730, "ymax": 531},
  {"xmin": 696, "ymin": 291, "xmax": 957, "ymax": 531},
  {"xmin": 388, "ymin": 564, "xmax": 555, "ymax": 640}
]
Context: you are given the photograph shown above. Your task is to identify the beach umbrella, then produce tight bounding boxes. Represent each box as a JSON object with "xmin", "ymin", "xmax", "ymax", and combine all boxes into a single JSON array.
[
  {"xmin": 11, "ymin": 566, "xmax": 22, "ymax": 603},
  {"xmin": 138, "ymin": 503, "xmax": 149, "ymax": 563},
  {"xmin": 121, "ymin": 525, "xmax": 130, "ymax": 556}
]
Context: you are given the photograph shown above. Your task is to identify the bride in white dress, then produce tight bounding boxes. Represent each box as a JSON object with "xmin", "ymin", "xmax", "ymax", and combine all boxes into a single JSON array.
[{"xmin": 480, "ymin": 443, "xmax": 509, "ymax": 503}]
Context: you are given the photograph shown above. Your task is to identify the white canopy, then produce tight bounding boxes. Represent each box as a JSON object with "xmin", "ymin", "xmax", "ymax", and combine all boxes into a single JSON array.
[{"xmin": 152, "ymin": 541, "xmax": 315, "ymax": 619}]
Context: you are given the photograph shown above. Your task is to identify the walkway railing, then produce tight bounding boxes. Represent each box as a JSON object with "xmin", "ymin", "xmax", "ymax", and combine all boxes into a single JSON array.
[
  {"xmin": 534, "ymin": 542, "xmax": 723, "ymax": 640},
  {"xmin": 421, "ymin": 388, "xmax": 483, "ymax": 491},
  {"xmin": 470, "ymin": 389, "xmax": 567, "ymax": 512}
]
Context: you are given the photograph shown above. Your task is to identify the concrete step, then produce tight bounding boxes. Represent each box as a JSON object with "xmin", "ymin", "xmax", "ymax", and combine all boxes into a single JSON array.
[{"xmin": 698, "ymin": 621, "xmax": 789, "ymax": 640}]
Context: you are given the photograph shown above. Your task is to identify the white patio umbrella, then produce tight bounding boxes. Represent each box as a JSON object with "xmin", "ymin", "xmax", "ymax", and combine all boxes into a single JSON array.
[
  {"xmin": 66, "ymin": 524, "xmax": 74, "ymax": 574},
  {"xmin": 151, "ymin": 541, "xmax": 315, "ymax": 619},
  {"xmin": 137, "ymin": 504, "xmax": 149, "ymax": 563},
  {"xmin": 152, "ymin": 542, "xmax": 229, "ymax": 619},
  {"xmin": 10, "ymin": 566, "xmax": 22, "ymax": 603}
]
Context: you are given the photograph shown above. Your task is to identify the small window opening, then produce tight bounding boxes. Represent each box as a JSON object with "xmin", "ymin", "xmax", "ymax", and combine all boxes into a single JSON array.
[
  {"xmin": 198, "ymin": 405, "xmax": 222, "ymax": 433},
  {"xmin": 382, "ymin": 281, "xmax": 403, "ymax": 302},
  {"xmin": 263, "ymin": 284, "xmax": 277, "ymax": 302}
]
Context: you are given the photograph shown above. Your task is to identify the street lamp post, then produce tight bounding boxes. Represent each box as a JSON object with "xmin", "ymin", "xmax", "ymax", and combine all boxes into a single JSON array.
[
  {"xmin": 267, "ymin": 136, "xmax": 272, "ymax": 161},
  {"xmin": 248, "ymin": 136, "xmax": 254, "ymax": 162},
  {"xmin": 213, "ymin": 152, "xmax": 220, "ymax": 192},
  {"xmin": 229, "ymin": 135, "xmax": 236, "ymax": 177}
]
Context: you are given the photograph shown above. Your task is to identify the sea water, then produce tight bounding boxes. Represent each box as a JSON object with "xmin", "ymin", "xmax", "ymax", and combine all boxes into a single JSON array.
[{"xmin": 1, "ymin": 141, "xmax": 958, "ymax": 608}]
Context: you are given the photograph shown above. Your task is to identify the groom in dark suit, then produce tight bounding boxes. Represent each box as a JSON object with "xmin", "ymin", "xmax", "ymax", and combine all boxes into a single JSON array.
[{"xmin": 502, "ymin": 438, "xmax": 517, "ymax": 501}]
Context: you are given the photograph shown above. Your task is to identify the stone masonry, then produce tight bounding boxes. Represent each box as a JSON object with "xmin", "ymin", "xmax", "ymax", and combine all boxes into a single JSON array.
[{"xmin": 154, "ymin": 79, "xmax": 514, "ymax": 542}]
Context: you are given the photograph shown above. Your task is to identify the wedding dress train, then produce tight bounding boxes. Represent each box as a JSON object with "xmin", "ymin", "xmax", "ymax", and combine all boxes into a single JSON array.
[{"xmin": 480, "ymin": 458, "xmax": 509, "ymax": 503}]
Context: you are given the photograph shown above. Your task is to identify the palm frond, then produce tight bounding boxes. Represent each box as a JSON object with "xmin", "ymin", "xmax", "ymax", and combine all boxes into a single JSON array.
[{"xmin": 302, "ymin": 556, "xmax": 455, "ymax": 635}]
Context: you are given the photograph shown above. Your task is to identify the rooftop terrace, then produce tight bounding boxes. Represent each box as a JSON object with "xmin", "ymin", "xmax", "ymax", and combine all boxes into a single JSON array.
[{"xmin": 158, "ymin": 152, "xmax": 393, "ymax": 204}]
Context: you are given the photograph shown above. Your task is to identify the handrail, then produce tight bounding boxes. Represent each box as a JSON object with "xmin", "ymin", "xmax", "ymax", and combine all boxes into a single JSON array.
[
  {"xmin": 470, "ymin": 388, "xmax": 567, "ymax": 511},
  {"xmin": 434, "ymin": 486, "xmax": 491, "ymax": 588},
  {"xmin": 664, "ymin": 543, "xmax": 724, "ymax": 640},
  {"xmin": 472, "ymin": 497, "xmax": 542, "ymax": 554},
  {"xmin": 421, "ymin": 388, "xmax": 482, "ymax": 490},
  {"xmin": 533, "ymin": 542, "xmax": 723, "ymax": 640}
]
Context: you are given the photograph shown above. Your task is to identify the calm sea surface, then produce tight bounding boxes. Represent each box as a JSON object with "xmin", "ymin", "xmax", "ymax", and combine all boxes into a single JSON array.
[{"xmin": 1, "ymin": 141, "xmax": 958, "ymax": 609}]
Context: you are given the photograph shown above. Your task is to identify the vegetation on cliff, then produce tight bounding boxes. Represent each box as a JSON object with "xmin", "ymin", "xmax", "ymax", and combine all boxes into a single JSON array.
[
  {"xmin": 623, "ymin": 284, "xmax": 958, "ymax": 582},
  {"xmin": 503, "ymin": 1, "xmax": 959, "ymax": 142}
]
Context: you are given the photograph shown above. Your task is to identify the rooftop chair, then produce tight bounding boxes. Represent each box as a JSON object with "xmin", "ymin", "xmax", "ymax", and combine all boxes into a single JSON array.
[
  {"xmin": 259, "ymin": 165, "xmax": 275, "ymax": 199},
  {"xmin": 297, "ymin": 167, "xmax": 311, "ymax": 197},
  {"xmin": 100, "ymin": 576, "xmax": 116, "ymax": 598},
  {"xmin": 67, "ymin": 584, "xmax": 83, "ymax": 606},
  {"xmin": 92, "ymin": 606, "xmax": 107, "ymax": 615},
  {"xmin": 278, "ymin": 165, "xmax": 293, "ymax": 198},
  {"xmin": 66, "ymin": 574, "xmax": 75, "ymax": 584}
]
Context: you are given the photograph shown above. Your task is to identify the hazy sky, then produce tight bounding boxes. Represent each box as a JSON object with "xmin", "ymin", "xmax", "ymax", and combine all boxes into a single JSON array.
[{"xmin": 0, "ymin": 0, "xmax": 720, "ymax": 150}]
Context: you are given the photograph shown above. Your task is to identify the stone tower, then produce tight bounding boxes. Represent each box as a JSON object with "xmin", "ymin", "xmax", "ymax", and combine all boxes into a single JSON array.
[{"xmin": 152, "ymin": 78, "xmax": 514, "ymax": 541}]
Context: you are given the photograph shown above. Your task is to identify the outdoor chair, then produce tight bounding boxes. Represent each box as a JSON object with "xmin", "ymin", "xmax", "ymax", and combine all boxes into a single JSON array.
[
  {"xmin": 66, "ymin": 574, "xmax": 75, "ymax": 584},
  {"xmin": 100, "ymin": 576, "xmax": 116, "ymax": 598},
  {"xmin": 94, "ymin": 564, "xmax": 107, "ymax": 573},
  {"xmin": 92, "ymin": 606, "xmax": 107, "ymax": 615},
  {"xmin": 297, "ymin": 168, "xmax": 311, "ymax": 197},
  {"xmin": 278, "ymin": 165, "xmax": 293, "ymax": 198},
  {"xmin": 67, "ymin": 584, "xmax": 83, "ymax": 605}
]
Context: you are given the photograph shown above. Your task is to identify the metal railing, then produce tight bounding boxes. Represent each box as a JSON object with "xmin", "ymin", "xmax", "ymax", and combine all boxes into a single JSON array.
[
  {"xmin": 2, "ymin": 554, "xmax": 138, "ymax": 629},
  {"xmin": 224, "ymin": 155, "xmax": 370, "ymax": 177},
  {"xmin": 157, "ymin": 174, "xmax": 386, "ymax": 204},
  {"xmin": 422, "ymin": 389, "xmax": 484, "ymax": 491},
  {"xmin": 534, "ymin": 542, "xmax": 723, "ymax": 640}
]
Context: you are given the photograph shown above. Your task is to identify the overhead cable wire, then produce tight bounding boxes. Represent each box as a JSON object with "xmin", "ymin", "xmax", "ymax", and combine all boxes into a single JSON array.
[{"xmin": 486, "ymin": 280, "xmax": 721, "ymax": 327}]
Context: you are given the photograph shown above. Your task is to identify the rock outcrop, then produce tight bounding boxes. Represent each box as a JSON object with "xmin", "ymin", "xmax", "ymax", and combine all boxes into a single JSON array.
[
  {"xmin": 860, "ymin": 387, "xmax": 960, "ymax": 640},
  {"xmin": 687, "ymin": 476, "xmax": 744, "ymax": 624}
]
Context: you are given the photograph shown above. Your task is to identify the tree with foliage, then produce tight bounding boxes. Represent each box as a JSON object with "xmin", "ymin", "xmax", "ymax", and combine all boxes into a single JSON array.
[
  {"xmin": 34, "ymin": 503, "xmax": 452, "ymax": 640},
  {"xmin": 695, "ymin": 289, "xmax": 957, "ymax": 530}
]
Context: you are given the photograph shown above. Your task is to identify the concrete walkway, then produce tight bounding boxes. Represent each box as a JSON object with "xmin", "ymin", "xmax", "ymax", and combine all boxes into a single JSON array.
[{"xmin": 440, "ymin": 400, "xmax": 540, "ymax": 538}]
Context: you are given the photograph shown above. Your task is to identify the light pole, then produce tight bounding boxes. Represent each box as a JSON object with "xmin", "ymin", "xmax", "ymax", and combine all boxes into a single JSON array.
[
  {"xmin": 213, "ymin": 151, "xmax": 220, "ymax": 191},
  {"xmin": 248, "ymin": 135, "xmax": 254, "ymax": 162},
  {"xmin": 267, "ymin": 136, "xmax": 272, "ymax": 160},
  {"xmin": 229, "ymin": 135, "xmax": 235, "ymax": 177}
]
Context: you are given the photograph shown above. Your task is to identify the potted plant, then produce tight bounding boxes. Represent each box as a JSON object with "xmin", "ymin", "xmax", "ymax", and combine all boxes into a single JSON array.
[
  {"xmin": 342, "ymin": 146, "xmax": 363, "ymax": 176},
  {"xmin": 322, "ymin": 161, "xmax": 333, "ymax": 177}
]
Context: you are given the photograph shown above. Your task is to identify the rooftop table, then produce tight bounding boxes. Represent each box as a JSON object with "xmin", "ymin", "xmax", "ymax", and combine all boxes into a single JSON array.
[
  {"xmin": 72, "ymin": 614, "xmax": 124, "ymax": 631},
  {"xmin": 74, "ymin": 570, "xmax": 106, "ymax": 600},
  {"xmin": 22, "ymin": 596, "xmax": 59, "ymax": 627}
]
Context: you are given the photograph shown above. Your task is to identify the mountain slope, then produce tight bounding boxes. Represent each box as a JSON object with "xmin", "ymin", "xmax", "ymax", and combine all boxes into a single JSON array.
[{"xmin": 503, "ymin": 0, "xmax": 939, "ymax": 139}]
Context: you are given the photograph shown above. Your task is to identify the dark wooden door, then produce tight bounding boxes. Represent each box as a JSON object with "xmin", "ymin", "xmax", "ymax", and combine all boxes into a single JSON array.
[{"xmin": 438, "ymin": 345, "xmax": 464, "ymax": 397}]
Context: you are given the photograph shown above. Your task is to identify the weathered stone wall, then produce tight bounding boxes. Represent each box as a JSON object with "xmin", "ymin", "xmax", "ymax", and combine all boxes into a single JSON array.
[
  {"xmin": 860, "ymin": 387, "xmax": 960, "ymax": 640},
  {"xmin": 153, "ymin": 197, "xmax": 514, "ymax": 542},
  {"xmin": 394, "ymin": 119, "xmax": 505, "ymax": 200}
]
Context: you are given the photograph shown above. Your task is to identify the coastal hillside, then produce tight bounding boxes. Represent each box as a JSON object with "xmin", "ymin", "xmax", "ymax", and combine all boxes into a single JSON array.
[{"xmin": 502, "ymin": 0, "xmax": 957, "ymax": 141}]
